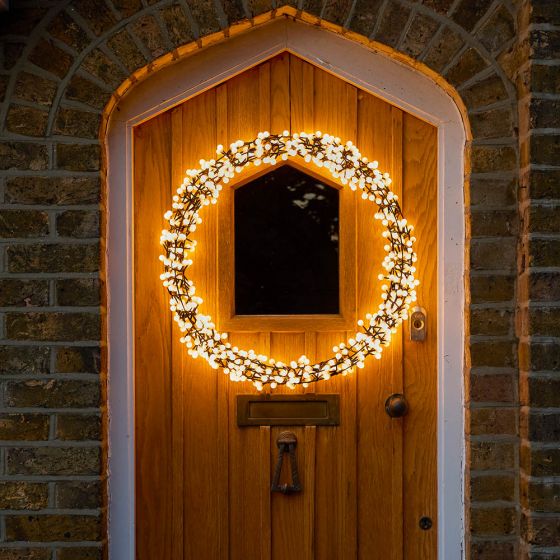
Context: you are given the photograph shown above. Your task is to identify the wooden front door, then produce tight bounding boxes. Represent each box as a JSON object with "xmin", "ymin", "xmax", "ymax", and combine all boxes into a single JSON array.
[{"xmin": 134, "ymin": 53, "xmax": 437, "ymax": 560}]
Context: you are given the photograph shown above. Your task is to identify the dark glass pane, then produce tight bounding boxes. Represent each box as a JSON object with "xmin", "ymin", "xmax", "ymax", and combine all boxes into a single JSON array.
[{"xmin": 234, "ymin": 164, "xmax": 339, "ymax": 315}]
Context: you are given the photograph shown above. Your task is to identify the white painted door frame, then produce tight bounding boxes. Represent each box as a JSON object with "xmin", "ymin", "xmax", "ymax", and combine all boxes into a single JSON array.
[{"xmin": 106, "ymin": 17, "xmax": 466, "ymax": 559}]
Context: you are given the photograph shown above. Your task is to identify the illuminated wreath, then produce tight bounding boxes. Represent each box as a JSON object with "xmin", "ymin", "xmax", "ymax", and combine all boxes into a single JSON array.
[{"xmin": 160, "ymin": 131, "xmax": 418, "ymax": 390}]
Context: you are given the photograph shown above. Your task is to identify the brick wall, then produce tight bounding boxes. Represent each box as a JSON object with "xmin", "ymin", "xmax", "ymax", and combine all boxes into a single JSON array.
[
  {"xmin": 517, "ymin": 1, "xmax": 560, "ymax": 559},
  {"xmin": 0, "ymin": 0, "xmax": 556, "ymax": 558}
]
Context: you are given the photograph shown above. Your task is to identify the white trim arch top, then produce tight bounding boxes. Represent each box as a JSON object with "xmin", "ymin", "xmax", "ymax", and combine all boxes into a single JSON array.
[{"xmin": 106, "ymin": 17, "xmax": 465, "ymax": 560}]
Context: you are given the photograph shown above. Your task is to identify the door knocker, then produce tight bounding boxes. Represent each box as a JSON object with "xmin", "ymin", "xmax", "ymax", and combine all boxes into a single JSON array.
[{"xmin": 271, "ymin": 431, "xmax": 301, "ymax": 494}]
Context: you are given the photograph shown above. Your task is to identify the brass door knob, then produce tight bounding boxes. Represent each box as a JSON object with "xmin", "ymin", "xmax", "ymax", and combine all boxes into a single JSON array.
[{"xmin": 385, "ymin": 393, "xmax": 408, "ymax": 418}]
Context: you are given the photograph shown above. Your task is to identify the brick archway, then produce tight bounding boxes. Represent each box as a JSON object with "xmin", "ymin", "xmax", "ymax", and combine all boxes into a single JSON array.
[
  {"xmin": 1, "ymin": 2, "xmax": 556, "ymax": 559},
  {"xmin": 105, "ymin": 17, "xmax": 467, "ymax": 558}
]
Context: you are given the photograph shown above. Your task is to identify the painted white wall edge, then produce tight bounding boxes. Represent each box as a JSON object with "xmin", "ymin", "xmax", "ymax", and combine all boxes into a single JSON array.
[{"xmin": 106, "ymin": 17, "xmax": 466, "ymax": 559}]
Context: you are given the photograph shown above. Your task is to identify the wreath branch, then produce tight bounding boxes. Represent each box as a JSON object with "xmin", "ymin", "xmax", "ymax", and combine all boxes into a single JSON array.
[{"xmin": 160, "ymin": 131, "xmax": 418, "ymax": 390}]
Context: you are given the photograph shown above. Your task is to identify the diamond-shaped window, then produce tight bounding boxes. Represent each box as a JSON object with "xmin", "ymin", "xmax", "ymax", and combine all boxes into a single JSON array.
[{"xmin": 234, "ymin": 164, "xmax": 339, "ymax": 315}]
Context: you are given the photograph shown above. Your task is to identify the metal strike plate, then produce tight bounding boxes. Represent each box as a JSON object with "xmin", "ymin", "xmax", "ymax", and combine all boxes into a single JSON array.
[
  {"xmin": 237, "ymin": 394, "xmax": 340, "ymax": 426},
  {"xmin": 409, "ymin": 306, "xmax": 427, "ymax": 342}
]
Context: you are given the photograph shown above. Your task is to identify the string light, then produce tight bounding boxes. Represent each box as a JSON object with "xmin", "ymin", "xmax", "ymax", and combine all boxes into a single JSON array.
[{"xmin": 160, "ymin": 131, "xmax": 419, "ymax": 390}]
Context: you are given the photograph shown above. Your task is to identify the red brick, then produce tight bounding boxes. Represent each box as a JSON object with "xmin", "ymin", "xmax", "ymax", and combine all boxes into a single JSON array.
[
  {"xmin": 522, "ymin": 512, "xmax": 560, "ymax": 546},
  {"xmin": 470, "ymin": 407, "xmax": 517, "ymax": 436},
  {"xmin": 5, "ymin": 379, "xmax": 100, "ymax": 408},
  {"xmin": 523, "ymin": 376, "xmax": 560, "ymax": 408},
  {"xmin": 471, "ymin": 145, "xmax": 517, "ymax": 173},
  {"xmin": 470, "ymin": 308, "xmax": 513, "ymax": 336},
  {"xmin": 0, "ymin": 414, "xmax": 49, "ymax": 441},
  {"xmin": 470, "ymin": 239, "xmax": 516, "ymax": 271},
  {"xmin": 471, "ymin": 441, "xmax": 515, "ymax": 470},
  {"xmin": 522, "ymin": 479, "xmax": 560, "ymax": 513},
  {"xmin": 446, "ymin": 48, "xmax": 488, "ymax": 86},
  {"xmin": 5, "ymin": 514, "xmax": 102, "ymax": 542},
  {"xmin": 471, "ymin": 474, "xmax": 515, "ymax": 502},
  {"xmin": 72, "ymin": 0, "xmax": 117, "ymax": 35},
  {"xmin": 57, "ymin": 547, "xmax": 102, "ymax": 560},
  {"xmin": 470, "ymin": 540, "xmax": 515, "ymax": 560},
  {"xmin": 471, "ymin": 341, "xmax": 517, "ymax": 369},
  {"xmin": 29, "ymin": 39, "xmax": 73, "ymax": 78},
  {"xmin": 470, "ymin": 373, "xmax": 516, "ymax": 403},
  {"xmin": 0, "ymin": 482, "xmax": 48, "ymax": 510},
  {"xmin": 6, "ymin": 312, "xmax": 101, "ymax": 342},
  {"xmin": 0, "ymin": 550, "xmax": 49, "ymax": 560},
  {"xmin": 6, "ymin": 447, "xmax": 100, "ymax": 476},
  {"xmin": 521, "ymin": 445, "xmax": 560, "ymax": 477},
  {"xmin": 470, "ymin": 506, "xmax": 517, "ymax": 536},
  {"xmin": 470, "ymin": 275, "xmax": 515, "ymax": 303}
]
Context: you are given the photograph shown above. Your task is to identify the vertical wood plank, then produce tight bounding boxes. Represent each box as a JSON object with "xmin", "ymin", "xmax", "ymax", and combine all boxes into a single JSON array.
[
  {"xmin": 269, "ymin": 333, "xmax": 308, "ymax": 560},
  {"xmin": 134, "ymin": 112, "xmax": 173, "ymax": 560},
  {"xmin": 289, "ymin": 55, "xmax": 314, "ymax": 133},
  {"xmin": 312, "ymin": 331, "xmax": 348, "ymax": 559},
  {"xmin": 227, "ymin": 65, "xmax": 262, "ymax": 142},
  {"xmin": 270, "ymin": 52, "xmax": 290, "ymax": 134},
  {"xmin": 217, "ymin": 367, "xmax": 230, "ymax": 560},
  {"xmin": 356, "ymin": 91, "xmax": 402, "ymax": 560},
  {"xmin": 267, "ymin": 56, "xmax": 310, "ymax": 559},
  {"xmin": 312, "ymin": 64, "xmax": 359, "ymax": 560},
  {"xmin": 227, "ymin": 332, "xmax": 266, "ymax": 560},
  {"xmin": 259, "ymin": 62, "xmax": 271, "ymax": 132},
  {"xmin": 260, "ymin": 426, "xmax": 272, "ymax": 560},
  {"xmin": 215, "ymin": 82, "xmax": 231, "ymax": 560},
  {"xmin": 224, "ymin": 66, "xmax": 269, "ymax": 560},
  {"xmin": 259, "ymin": 333, "xmax": 272, "ymax": 560},
  {"xmin": 216, "ymin": 82, "xmax": 235, "ymax": 328},
  {"xmin": 180, "ymin": 89, "xmax": 223, "ymax": 560},
  {"xmin": 336, "ymin": 351, "xmax": 358, "ymax": 560},
  {"xmin": 303, "ymin": 425, "xmax": 316, "ymax": 560},
  {"xmin": 304, "ymin": 331, "xmax": 317, "ymax": 369},
  {"xmin": 402, "ymin": 113, "xmax": 438, "ymax": 560},
  {"xmin": 171, "ymin": 106, "xmax": 185, "ymax": 560},
  {"xmin": 390, "ymin": 107, "xmax": 405, "ymax": 560}
]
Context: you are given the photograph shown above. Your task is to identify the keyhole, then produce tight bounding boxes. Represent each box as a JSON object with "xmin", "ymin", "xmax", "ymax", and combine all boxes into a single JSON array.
[{"xmin": 409, "ymin": 306, "xmax": 427, "ymax": 342}]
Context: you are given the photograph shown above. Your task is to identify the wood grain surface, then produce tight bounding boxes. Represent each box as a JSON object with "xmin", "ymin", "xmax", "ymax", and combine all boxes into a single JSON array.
[
  {"xmin": 134, "ymin": 112, "xmax": 173, "ymax": 560},
  {"xmin": 134, "ymin": 53, "xmax": 438, "ymax": 560}
]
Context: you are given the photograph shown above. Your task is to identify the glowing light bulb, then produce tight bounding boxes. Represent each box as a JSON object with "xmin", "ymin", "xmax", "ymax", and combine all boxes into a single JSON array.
[{"xmin": 159, "ymin": 130, "xmax": 418, "ymax": 389}]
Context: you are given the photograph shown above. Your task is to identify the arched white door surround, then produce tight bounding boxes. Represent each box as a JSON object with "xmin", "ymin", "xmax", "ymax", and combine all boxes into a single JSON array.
[{"xmin": 106, "ymin": 17, "xmax": 466, "ymax": 559}]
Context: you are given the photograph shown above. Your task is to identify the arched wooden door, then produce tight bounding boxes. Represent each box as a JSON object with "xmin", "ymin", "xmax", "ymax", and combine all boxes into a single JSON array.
[{"xmin": 134, "ymin": 52, "xmax": 437, "ymax": 560}]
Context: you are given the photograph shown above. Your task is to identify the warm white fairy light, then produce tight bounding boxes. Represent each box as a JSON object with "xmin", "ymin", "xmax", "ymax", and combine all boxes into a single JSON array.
[{"xmin": 160, "ymin": 131, "xmax": 419, "ymax": 390}]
